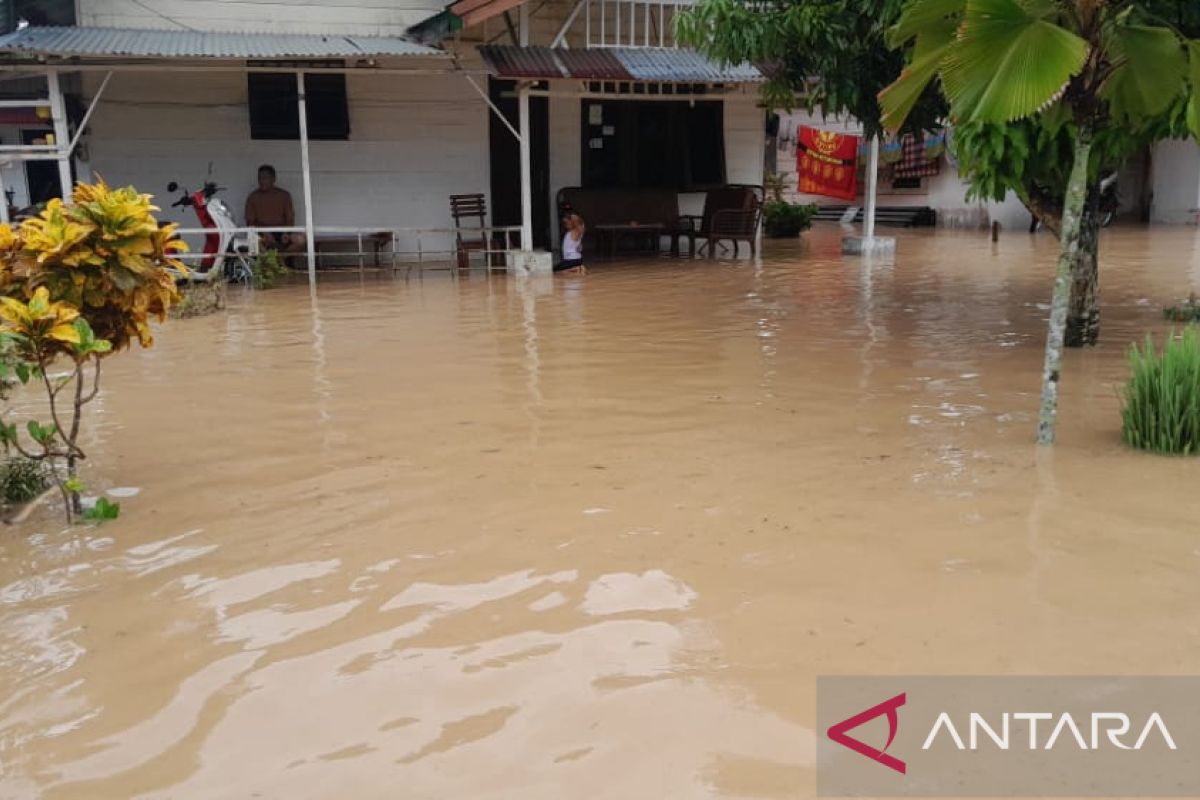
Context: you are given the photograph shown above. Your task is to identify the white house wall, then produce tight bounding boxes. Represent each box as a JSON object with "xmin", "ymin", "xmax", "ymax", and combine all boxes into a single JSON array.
[
  {"xmin": 81, "ymin": 70, "xmax": 489, "ymax": 256},
  {"xmin": 724, "ymin": 90, "xmax": 764, "ymax": 185},
  {"xmin": 80, "ymin": 0, "xmax": 589, "ymax": 39},
  {"xmin": 547, "ymin": 94, "xmax": 581, "ymax": 235},
  {"xmin": 1150, "ymin": 139, "xmax": 1200, "ymax": 225},
  {"xmin": 79, "ymin": 0, "xmax": 442, "ymax": 35}
]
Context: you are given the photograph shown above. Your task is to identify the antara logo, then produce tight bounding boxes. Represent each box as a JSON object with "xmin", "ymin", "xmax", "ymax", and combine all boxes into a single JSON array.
[
  {"xmin": 827, "ymin": 693, "xmax": 907, "ymax": 774},
  {"xmin": 827, "ymin": 693, "xmax": 1178, "ymax": 776},
  {"xmin": 922, "ymin": 712, "xmax": 1177, "ymax": 751}
]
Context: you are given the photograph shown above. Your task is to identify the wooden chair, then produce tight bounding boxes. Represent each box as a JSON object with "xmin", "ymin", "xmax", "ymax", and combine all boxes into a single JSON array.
[
  {"xmin": 450, "ymin": 193, "xmax": 489, "ymax": 270},
  {"xmin": 706, "ymin": 195, "xmax": 763, "ymax": 257},
  {"xmin": 673, "ymin": 185, "xmax": 763, "ymax": 257}
]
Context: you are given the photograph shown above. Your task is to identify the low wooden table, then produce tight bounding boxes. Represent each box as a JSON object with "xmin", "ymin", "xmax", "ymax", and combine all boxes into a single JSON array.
[{"xmin": 595, "ymin": 223, "xmax": 665, "ymax": 260}]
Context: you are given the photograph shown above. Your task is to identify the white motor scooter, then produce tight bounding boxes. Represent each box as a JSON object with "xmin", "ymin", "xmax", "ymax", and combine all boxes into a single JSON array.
[{"xmin": 166, "ymin": 180, "xmax": 255, "ymax": 284}]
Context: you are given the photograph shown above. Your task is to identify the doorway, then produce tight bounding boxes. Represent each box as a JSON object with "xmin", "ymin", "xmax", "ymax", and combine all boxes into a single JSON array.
[
  {"xmin": 22, "ymin": 129, "xmax": 64, "ymax": 205},
  {"xmin": 488, "ymin": 79, "xmax": 550, "ymax": 250}
]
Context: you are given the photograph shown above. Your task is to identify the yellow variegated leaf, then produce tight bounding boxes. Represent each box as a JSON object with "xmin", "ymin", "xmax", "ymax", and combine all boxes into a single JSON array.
[
  {"xmin": 47, "ymin": 323, "xmax": 81, "ymax": 344},
  {"xmin": 27, "ymin": 286, "xmax": 50, "ymax": 316}
]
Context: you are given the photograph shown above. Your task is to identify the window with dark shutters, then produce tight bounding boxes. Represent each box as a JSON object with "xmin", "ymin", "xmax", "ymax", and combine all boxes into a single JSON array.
[
  {"xmin": 581, "ymin": 99, "xmax": 726, "ymax": 190},
  {"xmin": 247, "ymin": 70, "xmax": 350, "ymax": 141}
]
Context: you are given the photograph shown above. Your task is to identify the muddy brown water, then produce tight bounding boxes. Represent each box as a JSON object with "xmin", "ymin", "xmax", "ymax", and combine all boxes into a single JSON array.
[{"xmin": 2, "ymin": 225, "xmax": 1199, "ymax": 799}]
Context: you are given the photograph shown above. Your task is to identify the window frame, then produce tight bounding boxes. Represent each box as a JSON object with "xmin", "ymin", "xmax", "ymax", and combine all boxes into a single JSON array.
[{"xmin": 246, "ymin": 65, "xmax": 350, "ymax": 142}]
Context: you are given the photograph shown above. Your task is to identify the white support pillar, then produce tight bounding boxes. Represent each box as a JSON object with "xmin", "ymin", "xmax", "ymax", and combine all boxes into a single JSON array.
[
  {"xmin": 0, "ymin": 169, "xmax": 8, "ymax": 224},
  {"xmin": 864, "ymin": 134, "xmax": 879, "ymax": 240},
  {"xmin": 46, "ymin": 70, "xmax": 73, "ymax": 203},
  {"xmin": 297, "ymin": 71, "xmax": 317, "ymax": 279},
  {"xmin": 518, "ymin": 2, "xmax": 533, "ymax": 251},
  {"xmin": 518, "ymin": 84, "xmax": 533, "ymax": 251},
  {"xmin": 841, "ymin": 133, "xmax": 895, "ymax": 256}
]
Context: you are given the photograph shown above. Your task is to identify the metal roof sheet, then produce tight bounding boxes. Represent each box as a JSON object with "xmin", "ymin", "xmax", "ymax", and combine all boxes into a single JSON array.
[
  {"xmin": 0, "ymin": 26, "xmax": 446, "ymax": 60},
  {"xmin": 479, "ymin": 45, "xmax": 762, "ymax": 83},
  {"xmin": 614, "ymin": 48, "xmax": 762, "ymax": 83},
  {"xmin": 556, "ymin": 48, "xmax": 631, "ymax": 81},
  {"xmin": 479, "ymin": 45, "xmax": 566, "ymax": 79}
]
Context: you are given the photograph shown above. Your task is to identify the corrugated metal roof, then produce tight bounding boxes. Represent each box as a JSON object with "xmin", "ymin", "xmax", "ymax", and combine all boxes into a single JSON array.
[
  {"xmin": 557, "ymin": 49, "xmax": 631, "ymax": 81},
  {"xmin": 479, "ymin": 45, "xmax": 566, "ymax": 79},
  {"xmin": 0, "ymin": 26, "xmax": 447, "ymax": 60},
  {"xmin": 615, "ymin": 48, "xmax": 762, "ymax": 83},
  {"xmin": 479, "ymin": 45, "xmax": 762, "ymax": 83}
]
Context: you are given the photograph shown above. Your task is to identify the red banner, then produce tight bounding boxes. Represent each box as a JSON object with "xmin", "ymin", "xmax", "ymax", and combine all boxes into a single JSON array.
[{"xmin": 797, "ymin": 126, "xmax": 860, "ymax": 201}]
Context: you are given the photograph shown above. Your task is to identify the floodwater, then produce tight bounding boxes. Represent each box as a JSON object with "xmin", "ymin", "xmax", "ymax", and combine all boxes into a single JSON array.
[{"xmin": 2, "ymin": 224, "xmax": 1199, "ymax": 799}]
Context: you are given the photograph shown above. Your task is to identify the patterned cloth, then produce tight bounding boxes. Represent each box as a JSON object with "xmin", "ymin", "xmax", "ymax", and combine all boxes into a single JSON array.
[{"xmin": 893, "ymin": 133, "xmax": 941, "ymax": 179}]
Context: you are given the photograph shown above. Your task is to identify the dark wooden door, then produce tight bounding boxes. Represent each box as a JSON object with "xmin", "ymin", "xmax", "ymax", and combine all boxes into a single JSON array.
[{"xmin": 488, "ymin": 79, "xmax": 550, "ymax": 249}]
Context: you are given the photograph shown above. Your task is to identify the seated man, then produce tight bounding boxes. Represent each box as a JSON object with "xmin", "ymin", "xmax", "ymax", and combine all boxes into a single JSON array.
[{"xmin": 245, "ymin": 164, "xmax": 305, "ymax": 259}]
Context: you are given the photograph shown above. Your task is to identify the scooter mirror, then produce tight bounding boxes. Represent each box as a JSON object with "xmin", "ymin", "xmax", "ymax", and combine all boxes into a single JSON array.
[{"xmin": 167, "ymin": 181, "xmax": 179, "ymax": 192}]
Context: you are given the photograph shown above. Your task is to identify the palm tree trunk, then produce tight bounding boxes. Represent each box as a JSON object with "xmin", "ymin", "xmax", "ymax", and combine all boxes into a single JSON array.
[
  {"xmin": 1037, "ymin": 129, "xmax": 1093, "ymax": 445},
  {"xmin": 1064, "ymin": 187, "xmax": 1100, "ymax": 347}
]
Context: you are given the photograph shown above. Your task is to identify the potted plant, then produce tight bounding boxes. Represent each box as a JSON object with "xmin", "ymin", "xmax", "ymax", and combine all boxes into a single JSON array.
[{"xmin": 761, "ymin": 172, "xmax": 818, "ymax": 238}]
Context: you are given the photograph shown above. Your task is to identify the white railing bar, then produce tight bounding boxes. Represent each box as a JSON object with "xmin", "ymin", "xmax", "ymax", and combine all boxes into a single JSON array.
[{"xmin": 172, "ymin": 226, "xmax": 523, "ymax": 236}]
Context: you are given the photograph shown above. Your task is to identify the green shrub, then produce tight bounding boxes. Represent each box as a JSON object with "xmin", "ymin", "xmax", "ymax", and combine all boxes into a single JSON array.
[
  {"xmin": 1121, "ymin": 328, "xmax": 1200, "ymax": 455},
  {"xmin": 762, "ymin": 201, "xmax": 818, "ymax": 238},
  {"xmin": 0, "ymin": 456, "xmax": 50, "ymax": 506},
  {"xmin": 253, "ymin": 249, "xmax": 289, "ymax": 290},
  {"xmin": 1163, "ymin": 294, "xmax": 1200, "ymax": 323}
]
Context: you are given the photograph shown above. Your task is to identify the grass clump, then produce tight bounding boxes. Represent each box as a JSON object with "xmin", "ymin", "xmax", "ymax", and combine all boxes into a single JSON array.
[{"xmin": 1121, "ymin": 327, "xmax": 1200, "ymax": 455}]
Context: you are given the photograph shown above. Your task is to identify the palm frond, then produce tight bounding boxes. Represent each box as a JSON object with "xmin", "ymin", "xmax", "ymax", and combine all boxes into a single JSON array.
[
  {"xmin": 941, "ymin": 0, "xmax": 1088, "ymax": 123},
  {"xmin": 887, "ymin": 0, "xmax": 966, "ymax": 48},
  {"xmin": 1101, "ymin": 25, "xmax": 1187, "ymax": 121}
]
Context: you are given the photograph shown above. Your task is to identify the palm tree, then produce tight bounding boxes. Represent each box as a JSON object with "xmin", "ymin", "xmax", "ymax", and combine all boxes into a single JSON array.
[{"xmin": 880, "ymin": 0, "xmax": 1200, "ymax": 444}]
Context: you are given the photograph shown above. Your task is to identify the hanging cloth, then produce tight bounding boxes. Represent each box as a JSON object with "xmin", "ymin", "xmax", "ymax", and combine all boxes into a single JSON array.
[
  {"xmin": 796, "ymin": 126, "xmax": 860, "ymax": 201},
  {"xmin": 893, "ymin": 133, "xmax": 941, "ymax": 179}
]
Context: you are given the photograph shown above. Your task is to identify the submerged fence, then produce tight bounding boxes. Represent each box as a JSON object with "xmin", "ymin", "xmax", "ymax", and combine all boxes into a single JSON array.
[{"xmin": 172, "ymin": 225, "xmax": 525, "ymax": 273}]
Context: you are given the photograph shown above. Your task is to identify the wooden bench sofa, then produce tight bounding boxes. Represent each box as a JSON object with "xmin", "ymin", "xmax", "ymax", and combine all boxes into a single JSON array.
[{"xmin": 556, "ymin": 185, "xmax": 763, "ymax": 259}]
